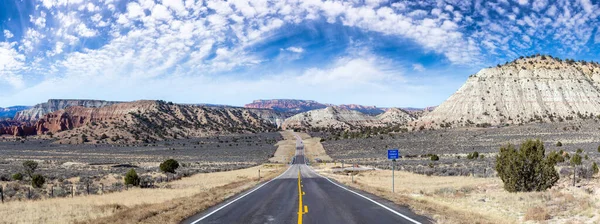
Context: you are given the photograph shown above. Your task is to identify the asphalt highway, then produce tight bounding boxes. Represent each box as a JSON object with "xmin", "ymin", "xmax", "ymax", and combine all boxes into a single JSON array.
[{"xmin": 182, "ymin": 135, "xmax": 431, "ymax": 224}]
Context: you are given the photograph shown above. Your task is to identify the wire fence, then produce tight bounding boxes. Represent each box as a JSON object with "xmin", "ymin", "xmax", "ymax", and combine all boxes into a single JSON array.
[{"xmin": 0, "ymin": 172, "xmax": 190, "ymax": 203}]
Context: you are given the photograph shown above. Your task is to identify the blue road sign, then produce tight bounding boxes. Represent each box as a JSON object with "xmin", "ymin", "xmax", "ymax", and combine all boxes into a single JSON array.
[{"xmin": 387, "ymin": 149, "xmax": 399, "ymax": 160}]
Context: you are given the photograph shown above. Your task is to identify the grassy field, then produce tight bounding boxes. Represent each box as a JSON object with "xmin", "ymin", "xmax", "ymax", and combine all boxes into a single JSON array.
[
  {"xmin": 0, "ymin": 164, "xmax": 286, "ymax": 224},
  {"xmin": 314, "ymin": 163, "xmax": 600, "ymax": 223}
]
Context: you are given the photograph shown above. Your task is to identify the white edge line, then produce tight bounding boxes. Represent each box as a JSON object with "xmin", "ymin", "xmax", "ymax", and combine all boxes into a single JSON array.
[
  {"xmin": 307, "ymin": 166, "xmax": 422, "ymax": 224},
  {"xmin": 190, "ymin": 165, "xmax": 294, "ymax": 224}
]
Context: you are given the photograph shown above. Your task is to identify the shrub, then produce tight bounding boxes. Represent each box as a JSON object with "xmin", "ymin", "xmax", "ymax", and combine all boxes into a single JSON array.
[
  {"xmin": 160, "ymin": 159, "xmax": 180, "ymax": 173},
  {"xmin": 467, "ymin": 151, "xmax": 479, "ymax": 160},
  {"xmin": 576, "ymin": 148, "xmax": 583, "ymax": 154},
  {"xmin": 546, "ymin": 151, "xmax": 565, "ymax": 164},
  {"xmin": 495, "ymin": 139, "xmax": 559, "ymax": 192},
  {"xmin": 556, "ymin": 141, "xmax": 562, "ymax": 147},
  {"xmin": 22, "ymin": 160, "xmax": 38, "ymax": 178},
  {"xmin": 12, "ymin": 173, "xmax": 23, "ymax": 181},
  {"xmin": 32, "ymin": 174, "xmax": 45, "ymax": 188},
  {"xmin": 597, "ymin": 145, "xmax": 600, "ymax": 153},
  {"xmin": 592, "ymin": 162, "xmax": 599, "ymax": 175},
  {"xmin": 430, "ymin": 154, "xmax": 439, "ymax": 161},
  {"xmin": 124, "ymin": 169, "xmax": 140, "ymax": 186}
]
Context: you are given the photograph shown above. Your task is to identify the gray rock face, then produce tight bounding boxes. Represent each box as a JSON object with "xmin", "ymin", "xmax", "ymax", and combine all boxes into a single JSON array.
[
  {"xmin": 14, "ymin": 99, "xmax": 121, "ymax": 121},
  {"xmin": 282, "ymin": 106, "xmax": 414, "ymax": 130},
  {"xmin": 417, "ymin": 56, "xmax": 600, "ymax": 128}
]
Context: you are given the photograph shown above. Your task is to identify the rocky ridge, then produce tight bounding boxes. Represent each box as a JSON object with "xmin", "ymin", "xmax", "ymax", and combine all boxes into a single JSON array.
[
  {"xmin": 282, "ymin": 106, "xmax": 415, "ymax": 130},
  {"xmin": 5, "ymin": 100, "xmax": 284, "ymax": 144},
  {"xmin": 416, "ymin": 55, "xmax": 600, "ymax": 129},
  {"xmin": 244, "ymin": 99, "xmax": 389, "ymax": 115},
  {"xmin": 14, "ymin": 99, "xmax": 121, "ymax": 121}
]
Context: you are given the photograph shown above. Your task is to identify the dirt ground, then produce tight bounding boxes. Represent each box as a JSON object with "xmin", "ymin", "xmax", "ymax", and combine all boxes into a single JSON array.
[
  {"xmin": 313, "ymin": 163, "xmax": 600, "ymax": 224},
  {"xmin": 269, "ymin": 131, "xmax": 297, "ymax": 163}
]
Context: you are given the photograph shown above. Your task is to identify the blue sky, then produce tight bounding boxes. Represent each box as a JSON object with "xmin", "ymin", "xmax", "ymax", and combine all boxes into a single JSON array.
[{"xmin": 0, "ymin": 0, "xmax": 599, "ymax": 108}]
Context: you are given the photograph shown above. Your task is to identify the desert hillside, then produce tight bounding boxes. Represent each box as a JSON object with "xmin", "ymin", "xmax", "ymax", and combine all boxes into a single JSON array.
[
  {"xmin": 282, "ymin": 106, "xmax": 414, "ymax": 130},
  {"xmin": 14, "ymin": 99, "xmax": 121, "ymax": 121},
  {"xmin": 416, "ymin": 55, "xmax": 600, "ymax": 129},
  {"xmin": 6, "ymin": 100, "xmax": 284, "ymax": 144}
]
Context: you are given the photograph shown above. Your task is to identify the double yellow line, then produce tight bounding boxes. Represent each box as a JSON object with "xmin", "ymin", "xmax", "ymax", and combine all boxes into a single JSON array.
[{"xmin": 298, "ymin": 170, "xmax": 308, "ymax": 224}]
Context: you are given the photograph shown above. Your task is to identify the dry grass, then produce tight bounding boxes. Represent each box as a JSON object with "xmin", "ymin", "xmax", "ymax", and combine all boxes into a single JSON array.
[
  {"xmin": 303, "ymin": 137, "xmax": 333, "ymax": 162},
  {"xmin": 0, "ymin": 164, "xmax": 286, "ymax": 224},
  {"xmin": 524, "ymin": 207, "xmax": 550, "ymax": 221},
  {"xmin": 314, "ymin": 164, "xmax": 600, "ymax": 224},
  {"xmin": 269, "ymin": 131, "xmax": 298, "ymax": 163}
]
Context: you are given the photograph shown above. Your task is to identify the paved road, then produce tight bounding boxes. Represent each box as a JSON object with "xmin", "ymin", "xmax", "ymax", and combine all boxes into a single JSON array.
[{"xmin": 183, "ymin": 135, "xmax": 431, "ymax": 224}]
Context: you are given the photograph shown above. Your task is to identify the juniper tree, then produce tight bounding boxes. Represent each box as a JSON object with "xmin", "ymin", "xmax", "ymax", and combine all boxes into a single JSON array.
[{"xmin": 495, "ymin": 139, "xmax": 559, "ymax": 192}]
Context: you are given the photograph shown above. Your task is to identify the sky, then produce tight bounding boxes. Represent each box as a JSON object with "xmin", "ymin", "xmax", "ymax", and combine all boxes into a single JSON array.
[{"xmin": 0, "ymin": 0, "xmax": 600, "ymax": 108}]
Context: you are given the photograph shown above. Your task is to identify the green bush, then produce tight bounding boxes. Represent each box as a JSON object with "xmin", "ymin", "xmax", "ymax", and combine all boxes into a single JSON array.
[
  {"xmin": 23, "ymin": 160, "xmax": 38, "ymax": 178},
  {"xmin": 124, "ymin": 169, "xmax": 140, "ymax": 186},
  {"xmin": 12, "ymin": 173, "xmax": 23, "ymax": 181},
  {"xmin": 467, "ymin": 151, "xmax": 479, "ymax": 160},
  {"xmin": 430, "ymin": 154, "xmax": 439, "ymax": 161},
  {"xmin": 495, "ymin": 139, "xmax": 559, "ymax": 192},
  {"xmin": 592, "ymin": 162, "xmax": 599, "ymax": 175},
  {"xmin": 556, "ymin": 141, "xmax": 562, "ymax": 147},
  {"xmin": 160, "ymin": 159, "xmax": 180, "ymax": 173},
  {"xmin": 32, "ymin": 174, "xmax": 45, "ymax": 188}
]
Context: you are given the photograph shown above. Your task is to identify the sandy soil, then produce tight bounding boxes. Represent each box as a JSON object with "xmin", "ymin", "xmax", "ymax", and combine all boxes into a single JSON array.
[{"xmin": 313, "ymin": 163, "xmax": 600, "ymax": 224}]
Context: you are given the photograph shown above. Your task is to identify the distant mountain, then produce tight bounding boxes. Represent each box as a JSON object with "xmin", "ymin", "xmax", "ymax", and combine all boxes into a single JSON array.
[
  {"xmin": 0, "ymin": 106, "xmax": 31, "ymax": 119},
  {"xmin": 3, "ymin": 100, "xmax": 284, "ymax": 144},
  {"xmin": 416, "ymin": 55, "xmax": 600, "ymax": 129},
  {"xmin": 245, "ymin": 99, "xmax": 393, "ymax": 115},
  {"xmin": 14, "ymin": 99, "xmax": 122, "ymax": 121},
  {"xmin": 337, "ymin": 104, "xmax": 385, "ymax": 115},
  {"xmin": 282, "ymin": 106, "xmax": 415, "ymax": 130},
  {"xmin": 245, "ymin": 99, "xmax": 329, "ymax": 113}
]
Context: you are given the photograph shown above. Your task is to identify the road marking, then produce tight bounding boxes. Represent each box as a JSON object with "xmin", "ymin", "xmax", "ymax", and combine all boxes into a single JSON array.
[
  {"xmin": 307, "ymin": 166, "xmax": 422, "ymax": 224},
  {"xmin": 189, "ymin": 165, "xmax": 294, "ymax": 224},
  {"xmin": 297, "ymin": 170, "xmax": 306, "ymax": 224}
]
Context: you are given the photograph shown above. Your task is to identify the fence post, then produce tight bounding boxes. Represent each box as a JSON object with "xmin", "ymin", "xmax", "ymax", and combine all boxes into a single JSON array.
[
  {"xmin": 87, "ymin": 183, "xmax": 90, "ymax": 195},
  {"xmin": 100, "ymin": 183, "xmax": 104, "ymax": 194},
  {"xmin": 50, "ymin": 185, "xmax": 54, "ymax": 198},
  {"xmin": 1, "ymin": 185, "xmax": 4, "ymax": 203},
  {"xmin": 72, "ymin": 185, "xmax": 74, "ymax": 198},
  {"xmin": 28, "ymin": 187, "xmax": 31, "ymax": 200},
  {"xmin": 258, "ymin": 169, "xmax": 261, "ymax": 181}
]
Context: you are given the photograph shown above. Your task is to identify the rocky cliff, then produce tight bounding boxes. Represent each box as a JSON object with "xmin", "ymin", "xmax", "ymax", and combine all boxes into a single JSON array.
[
  {"xmin": 282, "ymin": 106, "xmax": 413, "ymax": 130},
  {"xmin": 14, "ymin": 99, "xmax": 121, "ymax": 121},
  {"xmin": 27, "ymin": 100, "xmax": 281, "ymax": 144},
  {"xmin": 416, "ymin": 55, "xmax": 600, "ymax": 128},
  {"xmin": 376, "ymin": 108, "xmax": 416, "ymax": 124}
]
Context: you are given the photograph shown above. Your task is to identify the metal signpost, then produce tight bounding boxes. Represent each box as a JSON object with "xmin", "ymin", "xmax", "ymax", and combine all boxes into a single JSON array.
[{"xmin": 387, "ymin": 149, "xmax": 399, "ymax": 193}]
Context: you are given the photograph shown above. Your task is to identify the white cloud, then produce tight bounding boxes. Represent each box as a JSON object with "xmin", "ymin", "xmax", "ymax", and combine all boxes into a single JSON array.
[
  {"xmin": 152, "ymin": 4, "xmax": 172, "ymax": 21},
  {"xmin": 517, "ymin": 0, "xmax": 529, "ymax": 6},
  {"xmin": 412, "ymin": 63, "xmax": 425, "ymax": 72},
  {"xmin": 0, "ymin": 42, "xmax": 26, "ymax": 89},
  {"xmin": 579, "ymin": 0, "xmax": 594, "ymax": 13},
  {"xmin": 3, "ymin": 30, "xmax": 13, "ymax": 39},
  {"xmin": 285, "ymin": 47, "xmax": 304, "ymax": 53},
  {"xmin": 532, "ymin": 0, "xmax": 547, "ymax": 12}
]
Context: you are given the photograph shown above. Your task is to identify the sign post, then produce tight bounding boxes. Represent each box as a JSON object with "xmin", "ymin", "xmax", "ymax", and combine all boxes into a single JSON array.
[{"xmin": 387, "ymin": 149, "xmax": 400, "ymax": 193}]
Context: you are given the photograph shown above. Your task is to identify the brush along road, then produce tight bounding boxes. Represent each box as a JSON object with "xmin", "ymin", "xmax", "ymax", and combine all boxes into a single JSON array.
[{"xmin": 183, "ymin": 135, "xmax": 431, "ymax": 224}]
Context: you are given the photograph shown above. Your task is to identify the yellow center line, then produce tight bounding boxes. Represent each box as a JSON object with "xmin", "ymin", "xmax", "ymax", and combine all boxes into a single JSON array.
[{"xmin": 297, "ymin": 169, "xmax": 307, "ymax": 224}]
